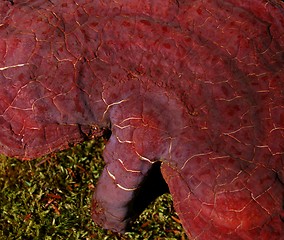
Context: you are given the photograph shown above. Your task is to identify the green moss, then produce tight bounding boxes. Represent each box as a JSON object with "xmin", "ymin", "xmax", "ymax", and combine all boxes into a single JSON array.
[{"xmin": 0, "ymin": 138, "xmax": 187, "ymax": 240}]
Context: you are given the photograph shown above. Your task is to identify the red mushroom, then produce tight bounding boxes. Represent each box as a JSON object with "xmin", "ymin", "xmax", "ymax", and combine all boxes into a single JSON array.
[{"xmin": 0, "ymin": 0, "xmax": 283, "ymax": 239}]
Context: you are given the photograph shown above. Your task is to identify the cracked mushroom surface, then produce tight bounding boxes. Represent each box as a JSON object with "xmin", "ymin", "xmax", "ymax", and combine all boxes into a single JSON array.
[{"xmin": 0, "ymin": 0, "xmax": 283, "ymax": 239}]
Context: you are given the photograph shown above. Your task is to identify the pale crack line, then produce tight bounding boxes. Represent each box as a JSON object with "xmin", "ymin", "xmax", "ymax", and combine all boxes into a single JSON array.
[
  {"xmin": 116, "ymin": 184, "xmax": 137, "ymax": 192},
  {"xmin": 135, "ymin": 151, "xmax": 153, "ymax": 164},
  {"xmin": 118, "ymin": 158, "xmax": 141, "ymax": 173},
  {"xmin": 106, "ymin": 167, "xmax": 138, "ymax": 192},
  {"xmin": 115, "ymin": 135, "xmax": 133, "ymax": 144},
  {"xmin": 181, "ymin": 151, "xmax": 213, "ymax": 170},
  {"xmin": 120, "ymin": 117, "xmax": 143, "ymax": 124},
  {"xmin": 102, "ymin": 97, "xmax": 129, "ymax": 120},
  {"xmin": 113, "ymin": 123, "xmax": 131, "ymax": 130},
  {"xmin": 106, "ymin": 167, "xmax": 116, "ymax": 180},
  {"xmin": 0, "ymin": 63, "xmax": 30, "ymax": 71}
]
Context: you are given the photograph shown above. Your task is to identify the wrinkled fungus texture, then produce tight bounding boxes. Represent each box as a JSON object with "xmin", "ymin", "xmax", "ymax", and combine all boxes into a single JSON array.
[{"xmin": 0, "ymin": 0, "xmax": 284, "ymax": 239}]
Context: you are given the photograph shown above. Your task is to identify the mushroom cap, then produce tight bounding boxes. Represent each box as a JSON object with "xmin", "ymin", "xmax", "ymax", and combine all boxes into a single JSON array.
[{"xmin": 0, "ymin": 0, "xmax": 283, "ymax": 239}]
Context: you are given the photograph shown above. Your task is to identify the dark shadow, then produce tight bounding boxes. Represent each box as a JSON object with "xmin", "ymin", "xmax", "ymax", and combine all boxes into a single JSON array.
[{"xmin": 124, "ymin": 161, "xmax": 169, "ymax": 230}]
